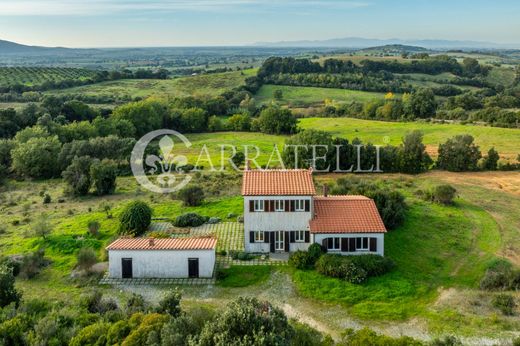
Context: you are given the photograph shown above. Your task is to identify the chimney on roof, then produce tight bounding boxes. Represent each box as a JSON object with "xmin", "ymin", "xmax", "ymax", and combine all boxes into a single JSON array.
[
  {"xmin": 245, "ymin": 160, "xmax": 251, "ymax": 171},
  {"xmin": 149, "ymin": 238, "xmax": 155, "ymax": 247},
  {"xmin": 323, "ymin": 184, "xmax": 328, "ymax": 197}
]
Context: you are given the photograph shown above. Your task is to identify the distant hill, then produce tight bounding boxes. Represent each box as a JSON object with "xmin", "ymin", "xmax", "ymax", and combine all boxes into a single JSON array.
[
  {"xmin": 0, "ymin": 39, "xmax": 72, "ymax": 54},
  {"xmin": 254, "ymin": 37, "xmax": 518, "ymax": 50},
  {"xmin": 358, "ymin": 44, "xmax": 428, "ymax": 54}
]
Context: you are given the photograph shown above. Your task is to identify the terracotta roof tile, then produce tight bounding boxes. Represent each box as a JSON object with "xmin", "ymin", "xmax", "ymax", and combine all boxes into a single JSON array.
[
  {"xmin": 310, "ymin": 196, "xmax": 386, "ymax": 233},
  {"xmin": 241, "ymin": 169, "xmax": 316, "ymax": 196},
  {"xmin": 106, "ymin": 237, "xmax": 217, "ymax": 251}
]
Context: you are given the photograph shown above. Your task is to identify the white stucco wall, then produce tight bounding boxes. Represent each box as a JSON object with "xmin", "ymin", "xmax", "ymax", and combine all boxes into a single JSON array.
[
  {"xmin": 313, "ymin": 233, "xmax": 385, "ymax": 256},
  {"xmin": 108, "ymin": 249, "xmax": 215, "ymax": 278},
  {"xmin": 244, "ymin": 195, "xmax": 313, "ymax": 252}
]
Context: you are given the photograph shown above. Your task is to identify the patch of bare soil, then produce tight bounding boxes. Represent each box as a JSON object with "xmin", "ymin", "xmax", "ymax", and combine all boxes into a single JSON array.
[{"xmin": 425, "ymin": 171, "xmax": 520, "ymax": 197}]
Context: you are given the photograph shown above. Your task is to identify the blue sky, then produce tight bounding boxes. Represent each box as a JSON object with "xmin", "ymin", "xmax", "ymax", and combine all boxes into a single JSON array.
[{"xmin": 0, "ymin": 0, "xmax": 519, "ymax": 47}]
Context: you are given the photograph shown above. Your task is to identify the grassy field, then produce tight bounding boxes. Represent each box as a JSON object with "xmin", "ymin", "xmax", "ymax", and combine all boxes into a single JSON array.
[
  {"xmin": 255, "ymin": 84, "xmax": 387, "ymax": 107},
  {"xmin": 0, "ymin": 66, "xmax": 97, "ymax": 87},
  {"xmin": 298, "ymin": 117, "xmax": 520, "ymax": 159},
  {"xmin": 46, "ymin": 69, "xmax": 254, "ymax": 101}
]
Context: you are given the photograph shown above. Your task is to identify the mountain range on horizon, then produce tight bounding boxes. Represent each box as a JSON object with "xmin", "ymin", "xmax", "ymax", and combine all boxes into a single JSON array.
[
  {"xmin": 253, "ymin": 37, "xmax": 520, "ymax": 50},
  {"xmin": 1, "ymin": 37, "xmax": 519, "ymax": 55}
]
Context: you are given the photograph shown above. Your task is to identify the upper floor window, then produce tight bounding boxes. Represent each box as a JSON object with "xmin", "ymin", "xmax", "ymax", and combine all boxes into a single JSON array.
[
  {"xmin": 295, "ymin": 199, "xmax": 305, "ymax": 211},
  {"xmin": 254, "ymin": 200, "xmax": 264, "ymax": 212},
  {"xmin": 275, "ymin": 200, "xmax": 285, "ymax": 212},
  {"xmin": 356, "ymin": 237, "xmax": 369, "ymax": 251}
]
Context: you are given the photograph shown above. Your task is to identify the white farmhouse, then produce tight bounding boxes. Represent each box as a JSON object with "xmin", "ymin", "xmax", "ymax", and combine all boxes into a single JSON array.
[
  {"xmin": 242, "ymin": 168, "xmax": 386, "ymax": 255},
  {"xmin": 106, "ymin": 237, "xmax": 216, "ymax": 279}
]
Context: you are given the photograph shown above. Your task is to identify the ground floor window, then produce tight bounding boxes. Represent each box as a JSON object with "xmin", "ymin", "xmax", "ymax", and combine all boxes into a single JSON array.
[
  {"xmin": 255, "ymin": 231, "xmax": 264, "ymax": 242},
  {"xmin": 356, "ymin": 237, "xmax": 369, "ymax": 250},
  {"xmin": 327, "ymin": 237, "xmax": 340, "ymax": 250},
  {"xmin": 295, "ymin": 230, "xmax": 305, "ymax": 242}
]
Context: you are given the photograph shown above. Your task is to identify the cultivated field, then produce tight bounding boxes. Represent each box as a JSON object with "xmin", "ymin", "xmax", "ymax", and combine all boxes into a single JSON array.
[{"xmin": 0, "ymin": 66, "xmax": 97, "ymax": 87}]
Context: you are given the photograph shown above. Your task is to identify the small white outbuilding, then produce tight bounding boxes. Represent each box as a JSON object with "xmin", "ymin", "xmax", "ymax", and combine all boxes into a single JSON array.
[{"xmin": 106, "ymin": 237, "xmax": 216, "ymax": 279}]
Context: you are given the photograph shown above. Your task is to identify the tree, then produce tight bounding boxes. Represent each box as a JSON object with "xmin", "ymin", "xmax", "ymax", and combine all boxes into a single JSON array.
[
  {"xmin": 398, "ymin": 130, "xmax": 432, "ymax": 174},
  {"xmin": 90, "ymin": 159, "xmax": 117, "ymax": 195},
  {"xmin": 179, "ymin": 107, "xmax": 208, "ymax": 133},
  {"xmin": 34, "ymin": 214, "xmax": 52, "ymax": 240},
  {"xmin": 112, "ymin": 99, "xmax": 167, "ymax": 137},
  {"xmin": 156, "ymin": 289, "xmax": 181, "ymax": 317},
  {"xmin": 12, "ymin": 136, "xmax": 61, "ymax": 179},
  {"xmin": 406, "ymin": 88, "xmax": 437, "ymax": 118},
  {"xmin": 370, "ymin": 190, "xmax": 407, "ymax": 230},
  {"xmin": 483, "ymin": 147, "xmax": 500, "ymax": 171},
  {"xmin": 62, "ymin": 156, "xmax": 93, "ymax": 196},
  {"xmin": 227, "ymin": 113, "xmax": 251, "ymax": 131},
  {"xmin": 283, "ymin": 130, "xmax": 334, "ymax": 170},
  {"xmin": 437, "ymin": 135, "xmax": 482, "ymax": 172},
  {"xmin": 0, "ymin": 264, "xmax": 21, "ymax": 308},
  {"xmin": 257, "ymin": 105, "xmax": 297, "ymax": 135},
  {"xmin": 232, "ymin": 151, "xmax": 245, "ymax": 168},
  {"xmin": 119, "ymin": 201, "xmax": 152, "ymax": 236},
  {"xmin": 197, "ymin": 297, "xmax": 293, "ymax": 345},
  {"xmin": 177, "ymin": 185, "xmax": 205, "ymax": 206},
  {"xmin": 61, "ymin": 100, "xmax": 98, "ymax": 122}
]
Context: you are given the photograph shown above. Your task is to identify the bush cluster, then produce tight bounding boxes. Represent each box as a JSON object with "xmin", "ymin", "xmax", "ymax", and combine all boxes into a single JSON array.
[
  {"xmin": 288, "ymin": 243, "xmax": 323, "ymax": 269},
  {"xmin": 492, "ymin": 293, "xmax": 517, "ymax": 316},
  {"xmin": 315, "ymin": 254, "xmax": 394, "ymax": 284},
  {"xmin": 172, "ymin": 212, "xmax": 208, "ymax": 228},
  {"xmin": 480, "ymin": 259, "xmax": 520, "ymax": 291}
]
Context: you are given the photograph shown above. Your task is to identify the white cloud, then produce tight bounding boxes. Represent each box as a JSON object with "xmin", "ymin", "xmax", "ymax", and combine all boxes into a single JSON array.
[{"xmin": 0, "ymin": 0, "xmax": 370, "ymax": 16}]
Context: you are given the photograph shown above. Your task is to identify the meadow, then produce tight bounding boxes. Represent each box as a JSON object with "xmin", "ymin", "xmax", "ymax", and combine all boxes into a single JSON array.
[
  {"xmin": 255, "ymin": 84, "xmax": 387, "ymax": 107},
  {"xmin": 46, "ymin": 69, "xmax": 255, "ymax": 101},
  {"xmin": 298, "ymin": 117, "xmax": 520, "ymax": 158}
]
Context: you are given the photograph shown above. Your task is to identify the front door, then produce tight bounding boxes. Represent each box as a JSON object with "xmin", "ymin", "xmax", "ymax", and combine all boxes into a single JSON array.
[
  {"xmin": 275, "ymin": 231, "xmax": 285, "ymax": 251},
  {"xmin": 121, "ymin": 258, "xmax": 133, "ymax": 279},
  {"xmin": 188, "ymin": 258, "xmax": 199, "ymax": 278}
]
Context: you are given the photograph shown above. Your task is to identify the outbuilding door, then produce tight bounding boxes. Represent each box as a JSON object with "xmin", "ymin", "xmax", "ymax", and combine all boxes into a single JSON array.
[
  {"xmin": 188, "ymin": 258, "xmax": 199, "ymax": 278},
  {"xmin": 121, "ymin": 258, "xmax": 133, "ymax": 279}
]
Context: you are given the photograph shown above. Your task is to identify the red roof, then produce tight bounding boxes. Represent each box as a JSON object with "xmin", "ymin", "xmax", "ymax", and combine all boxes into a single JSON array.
[
  {"xmin": 309, "ymin": 196, "xmax": 387, "ymax": 233},
  {"xmin": 106, "ymin": 237, "xmax": 217, "ymax": 251},
  {"xmin": 241, "ymin": 169, "xmax": 316, "ymax": 196}
]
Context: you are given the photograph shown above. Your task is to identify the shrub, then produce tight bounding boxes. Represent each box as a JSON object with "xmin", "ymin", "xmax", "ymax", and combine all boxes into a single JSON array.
[
  {"xmin": 342, "ymin": 262, "xmax": 368, "ymax": 284},
  {"xmin": 513, "ymin": 337, "xmax": 520, "ymax": 346},
  {"xmin": 62, "ymin": 156, "xmax": 93, "ymax": 196},
  {"xmin": 80, "ymin": 290, "xmax": 118, "ymax": 314},
  {"xmin": 156, "ymin": 289, "xmax": 181, "ymax": 317},
  {"xmin": 492, "ymin": 293, "xmax": 516, "ymax": 316},
  {"xmin": 126, "ymin": 293, "xmax": 147, "ymax": 314},
  {"xmin": 483, "ymin": 147, "xmax": 500, "ymax": 171},
  {"xmin": 42, "ymin": 194, "xmax": 51, "ymax": 204},
  {"xmin": 229, "ymin": 250, "xmax": 253, "ymax": 261},
  {"xmin": 0, "ymin": 264, "xmax": 21, "ymax": 308},
  {"xmin": 350, "ymin": 254, "xmax": 395, "ymax": 277},
  {"xmin": 307, "ymin": 243, "xmax": 323, "ymax": 265},
  {"xmin": 172, "ymin": 212, "xmax": 208, "ymax": 227},
  {"xmin": 510, "ymin": 270, "xmax": 520, "ymax": 290},
  {"xmin": 437, "ymin": 134, "xmax": 482, "ymax": 172},
  {"xmin": 118, "ymin": 201, "xmax": 152, "ymax": 236},
  {"xmin": 69, "ymin": 322, "xmax": 110, "ymax": 346},
  {"xmin": 432, "ymin": 184, "xmax": 457, "ymax": 205},
  {"xmin": 316, "ymin": 254, "xmax": 348, "ymax": 279},
  {"xmin": 341, "ymin": 327, "xmax": 423, "ymax": 345},
  {"xmin": 480, "ymin": 259, "xmax": 513, "ymax": 290},
  {"xmin": 76, "ymin": 247, "xmax": 98, "ymax": 271},
  {"xmin": 430, "ymin": 335, "xmax": 463, "ymax": 346},
  {"xmin": 87, "ymin": 220, "xmax": 100, "ymax": 237},
  {"xmin": 231, "ymin": 151, "xmax": 245, "ymax": 168},
  {"xmin": 289, "ymin": 251, "xmax": 312, "ymax": 269},
  {"xmin": 19, "ymin": 249, "xmax": 48, "ymax": 279},
  {"xmin": 177, "ymin": 185, "xmax": 205, "ymax": 206}
]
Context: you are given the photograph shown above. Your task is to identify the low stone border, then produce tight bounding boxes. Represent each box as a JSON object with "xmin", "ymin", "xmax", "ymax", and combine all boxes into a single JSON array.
[{"xmin": 99, "ymin": 274, "xmax": 216, "ymax": 286}]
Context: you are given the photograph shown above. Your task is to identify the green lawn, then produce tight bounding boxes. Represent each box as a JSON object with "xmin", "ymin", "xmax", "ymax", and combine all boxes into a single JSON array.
[
  {"xmin": 255, "ymin": 84, "xmax": 387, "ymax": 107},
  {"xmin": 46, "ymin": 69, "xmax": 253, "ymax": 101},
  {"xmin": 298, "ymin": 117, "xmax": 520, "ymax": 158},
  {"xmin": 292, "ymin": 188, "xmax": 501, "ymax": 321},
  {"xmin": 217, "ymin": 266, "xmax": 272, "ymax": 287}
]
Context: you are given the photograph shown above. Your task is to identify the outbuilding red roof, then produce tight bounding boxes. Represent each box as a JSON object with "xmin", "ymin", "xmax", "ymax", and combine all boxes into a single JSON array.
[
  {"xmin": 309, "ymin": 196, "xmax": 387, "ymax": 233},
  {"xmin": 106, "ymin": 237, "xmax": 217, "ymax": 251},
  {"xmin": 241, "ymin": 169, "xmax": 316, "ymax": 196}
]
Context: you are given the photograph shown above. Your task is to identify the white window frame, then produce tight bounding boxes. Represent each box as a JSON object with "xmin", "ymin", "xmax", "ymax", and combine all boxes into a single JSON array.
[
  {"xmin": 295, "ymin": 199, "xmax": 305, "ymax": 212},
  {"xmin": 275, "ymin": 199, "xmax": 285, "ymax": 212},
  {"xmin": 328, "ymin": 237, "xmax": 340, "ymax": 250},
  {"xmin": 356, "ymin": 237, "xmax": 369, "ymax": 251},
  {"xmin": 295, "ymin": 230, "xmax": 305, "ymax": 242},
  {"xmin": 255, "ymin": 231, "xmax": 264, "ymax": 242},
  {"xmin": 254, "ymin": 200, "xmax": 264, "ymax": 212}
]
